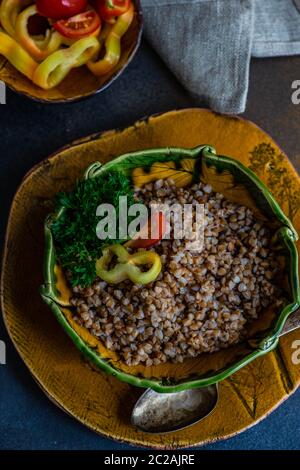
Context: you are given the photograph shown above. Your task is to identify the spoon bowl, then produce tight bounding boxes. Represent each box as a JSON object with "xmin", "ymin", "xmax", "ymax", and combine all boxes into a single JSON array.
[{"xmin": 131, "ymin": 385, "xmax": 218, "ymax": 434}]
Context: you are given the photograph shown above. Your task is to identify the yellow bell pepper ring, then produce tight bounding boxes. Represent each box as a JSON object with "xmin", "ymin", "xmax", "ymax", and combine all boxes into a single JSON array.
[
  {"xmin": 87, "ymin": 1, "xmax": 134, "ymax": 76},
  {"xmin": 0, "ymin": 31, "xmax": 38, "ymax": 80},
  {"xmin": 32, "ymin": 36, "xmax": 100, "ymax": 90},
  {"xmin": 0, "ymin": 0, "xmax": 31, "ymax": 37},
  {"xmin": 95, "ymin": 244, "xmax": 162, "ymax": 285},
  {"xmin": 15, "ymin": 5, "xmax": 62, "ymax": 61}
]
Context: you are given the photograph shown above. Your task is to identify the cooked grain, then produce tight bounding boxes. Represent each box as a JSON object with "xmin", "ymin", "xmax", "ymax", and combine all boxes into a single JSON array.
[{"xmin": 70, "ymin": 179, "xmax": 284, "ymax": 366}]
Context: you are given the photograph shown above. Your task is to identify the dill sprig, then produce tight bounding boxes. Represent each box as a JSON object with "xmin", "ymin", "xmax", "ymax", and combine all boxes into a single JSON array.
[{"xmin": 51, "ymin": 171, "xmax": 136, "ymax": 287}]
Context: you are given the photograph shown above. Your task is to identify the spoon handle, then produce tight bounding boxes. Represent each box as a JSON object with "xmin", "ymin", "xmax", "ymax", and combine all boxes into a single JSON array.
[{"xmin": 280, "ymin": 309, "xmax": 300, "ymax": 337}]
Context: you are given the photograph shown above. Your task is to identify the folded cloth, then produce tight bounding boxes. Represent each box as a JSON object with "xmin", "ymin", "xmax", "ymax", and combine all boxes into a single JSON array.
[
  {"xmin": 253, "ymin": 0, "xmax": 300, "ymax": 57},
  {"xmin": 141, "ymin": 0, "xmax": 300, "ymax": 114}
]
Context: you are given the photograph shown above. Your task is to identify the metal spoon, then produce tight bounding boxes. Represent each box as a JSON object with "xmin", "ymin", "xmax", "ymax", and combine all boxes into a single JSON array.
[
  {"xmin": 132, "ymin": 309, "xmax": 300, "ymax": 433},
  {"xmin": 131, "ymin": 384, "xmax": 218, "ymax": 434}
]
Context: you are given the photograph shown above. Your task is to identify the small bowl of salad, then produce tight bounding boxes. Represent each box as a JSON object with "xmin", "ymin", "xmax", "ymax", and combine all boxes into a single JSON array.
[{"xmin": 0, "ymin": 0, "xmax": 143, "ymax": 102}]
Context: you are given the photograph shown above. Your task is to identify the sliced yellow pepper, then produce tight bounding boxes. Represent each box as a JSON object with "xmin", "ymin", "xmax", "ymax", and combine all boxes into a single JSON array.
[
  {"xmin": 15, "ymin": 5, "xmax": 62, "ymax": 62},
  {"xmin": 96, "ymin": 244, "xmax": 162, "ymax": 285},
  {"xmin": 0, "ymin": 0, "xmax": 31, "ymax": 37},
  {"xmin": 87, "ymin": 2, "xmax": 134, "ymax": 76},
  {"xmin": 0, "ymin": 30, "xmax": 38, "ymax": 80},
  {"xmin": 32, "ymin": 36, "xmax": 100, "ymax": 90}
]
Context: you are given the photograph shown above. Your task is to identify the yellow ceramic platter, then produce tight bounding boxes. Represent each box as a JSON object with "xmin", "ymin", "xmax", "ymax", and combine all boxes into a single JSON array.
[{"xmin": 1, "ymin": 108, "xmax": 300, "ymax": 448}]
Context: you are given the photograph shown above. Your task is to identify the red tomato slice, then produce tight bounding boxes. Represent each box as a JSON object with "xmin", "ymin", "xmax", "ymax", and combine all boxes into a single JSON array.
[
  {"xmin": 127, "ymin": 212, "xmax": 166, "ymax": 249},
  {"xmin": 95, "ymin": 0, "xmax": 131, "ymax": 21},
  {"xmin": 53, "ymin": 10, "xmax": 101, "ymax": 39},
  {"xmin": 36, "ymin": 0, "xmax": 88, "ymax": 20}
]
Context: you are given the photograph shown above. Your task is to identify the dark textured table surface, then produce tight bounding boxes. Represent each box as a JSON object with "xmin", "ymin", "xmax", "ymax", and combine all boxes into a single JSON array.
[{"xmin": 0, "ymin": 41, "xmax": 300, "ymax": 450}]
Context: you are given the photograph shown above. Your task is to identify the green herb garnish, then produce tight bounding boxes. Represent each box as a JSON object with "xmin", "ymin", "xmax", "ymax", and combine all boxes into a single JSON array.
[{"xmin": 51, "ymin": 171, "xmax": 136, "ymax": 288}]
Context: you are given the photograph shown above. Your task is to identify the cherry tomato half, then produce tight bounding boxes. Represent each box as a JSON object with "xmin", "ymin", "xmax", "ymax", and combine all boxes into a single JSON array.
[
  {"xmin": 53, "ymin": 10, "xmax": 101, "ymax": 39},
  {"xmin": 95, "ymin": 0, "xmax": 131, "ymax": 21},
  {"xmin": 36, "ymin": 0, "xmax": 88, "ymax": 20},
  {"xmin": 126, "ymin": 212, "xmax": 166, "ymax": 249}
]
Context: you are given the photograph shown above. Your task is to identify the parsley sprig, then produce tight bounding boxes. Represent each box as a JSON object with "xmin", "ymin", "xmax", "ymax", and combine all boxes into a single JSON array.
[{"xmin": 51, "ymin": 171, "xmax": 136, "ymax": 287}]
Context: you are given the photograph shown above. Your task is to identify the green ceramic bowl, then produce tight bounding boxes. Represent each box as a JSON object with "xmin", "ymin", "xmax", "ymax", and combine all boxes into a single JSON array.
[{"xmin": 40, "ymin": 145, "xmax": 300, "ymax": 392}]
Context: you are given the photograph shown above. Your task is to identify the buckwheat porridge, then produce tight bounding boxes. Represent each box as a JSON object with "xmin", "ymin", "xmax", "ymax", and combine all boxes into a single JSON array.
[{"xmin": 70, "ymin": 179, "xmax": 284, "ymax": 367}]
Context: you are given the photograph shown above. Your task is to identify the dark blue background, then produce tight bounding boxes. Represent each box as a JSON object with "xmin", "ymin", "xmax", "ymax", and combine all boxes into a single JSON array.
[{"xmin": 1, "ymin": 41, "xmax": 300, "ymax": 450}]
